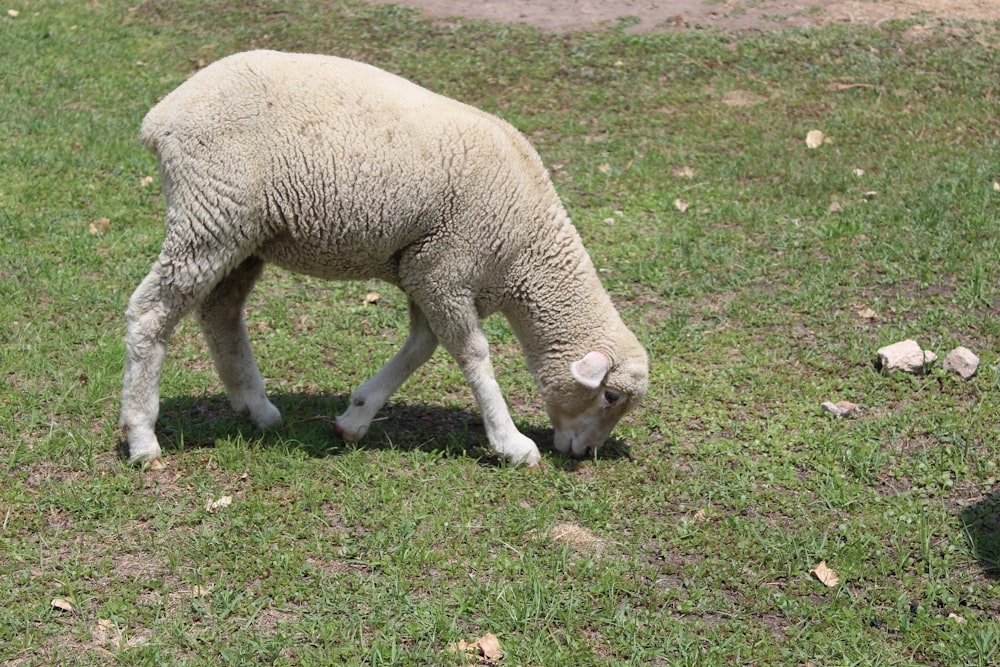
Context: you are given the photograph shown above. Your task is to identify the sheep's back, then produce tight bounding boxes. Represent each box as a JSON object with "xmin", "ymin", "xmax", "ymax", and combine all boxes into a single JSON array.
[{"xmin": 142, "ymin": 50, "xmax": 568, "ymax": 287}]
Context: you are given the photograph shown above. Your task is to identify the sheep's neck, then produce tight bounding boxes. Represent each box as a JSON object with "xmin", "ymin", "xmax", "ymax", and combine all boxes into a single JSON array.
[{"xmin": 503, "ymin": 228, "xmax": 618, "ymax": 388}]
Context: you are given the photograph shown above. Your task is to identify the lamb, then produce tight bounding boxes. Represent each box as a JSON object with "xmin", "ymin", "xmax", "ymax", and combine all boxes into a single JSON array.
[{"xmin": 120, "ymin": 50, "xmax": 648, "ymax": 469}]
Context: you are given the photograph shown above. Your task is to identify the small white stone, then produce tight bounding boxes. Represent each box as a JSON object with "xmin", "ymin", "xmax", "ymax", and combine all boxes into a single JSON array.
[
  {"xmin": 943, "ymin": 346, "xmax": 979, "ymax": 379},
  {"xmin": 876, "ymin": 339, "xmax": 937, "ymax": 375},
  {"xmin": 821, "ymin": 400, "xmax": 860, "ymax": 417}
]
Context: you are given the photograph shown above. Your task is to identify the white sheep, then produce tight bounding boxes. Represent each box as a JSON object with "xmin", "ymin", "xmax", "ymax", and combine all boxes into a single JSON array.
[{"xmin": 121, "ymin": 50, "xmax": 648, "ymax": 469}]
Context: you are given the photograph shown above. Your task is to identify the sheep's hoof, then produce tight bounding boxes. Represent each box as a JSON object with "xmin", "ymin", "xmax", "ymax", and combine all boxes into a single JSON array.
[{"xmin": 146, "ymin": 457, "xmax": 166, "ymax": 471}]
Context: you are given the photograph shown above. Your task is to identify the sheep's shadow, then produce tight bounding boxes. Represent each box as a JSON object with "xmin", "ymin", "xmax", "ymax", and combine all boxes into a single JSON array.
[
  {"xmin": 959, "ymin": 493, "xmax": 1000, "ymax": 578},
  {"xmin": 119, "ymin": 391, "xmax": 631, "ymax": 468}
]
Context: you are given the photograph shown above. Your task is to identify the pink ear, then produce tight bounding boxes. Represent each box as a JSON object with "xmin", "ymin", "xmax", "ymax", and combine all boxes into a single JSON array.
[{"xmin": 570, "ymin": 351, "xmax": 612, "ymax": 390}]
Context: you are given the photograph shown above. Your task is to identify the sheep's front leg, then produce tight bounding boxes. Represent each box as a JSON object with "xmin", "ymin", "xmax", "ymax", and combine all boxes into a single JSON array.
[
  {"xmin": 336, "ymin": 300, "xmax": 438, "ymax": 440},
  {"xmin": 194, "ymin": 257, "xmax": 281, "ymax": 430},
  {"xmin": 429, "ymin": 308, "xmax": 541, "ymax": 467}
]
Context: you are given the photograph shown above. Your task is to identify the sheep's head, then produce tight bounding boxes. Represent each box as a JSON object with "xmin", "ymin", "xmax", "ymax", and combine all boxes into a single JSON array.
[{"xmin": 544, "ymin": 346, "xmax": 648, "ymax": 459}]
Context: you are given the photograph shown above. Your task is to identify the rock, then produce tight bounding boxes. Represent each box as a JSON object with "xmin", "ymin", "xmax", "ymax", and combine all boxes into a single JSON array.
[
  {"xmin": 821, "ymin": 400, "xmax": 860, "ymax": 417},
  {"xmin": 876, "ymin": 339, "xmax": 937, "ymax": 375},
  {"xmin": 943, "ymin": 346, "xmax": 979, "ymax": 379}
]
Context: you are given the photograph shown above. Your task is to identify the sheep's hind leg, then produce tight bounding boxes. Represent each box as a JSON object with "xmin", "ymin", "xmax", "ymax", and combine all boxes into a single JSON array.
[
  {"xmin": 121, "ymin": 252, "xmax": 237, "ymax": 468},
  {"xmin": 335, "ymin": 299, "xmax": 438, "ymax": 441},
  {"xmin": 194, "ymin": 256, "xmax": 281, "ymax": 430},
  {"xmin": 121, "ymin": 208, "xmax": 252, "ymax": 468},
  {"xmin": 120, "ymin": 264, "xmax": 179, "ymax": 468}
]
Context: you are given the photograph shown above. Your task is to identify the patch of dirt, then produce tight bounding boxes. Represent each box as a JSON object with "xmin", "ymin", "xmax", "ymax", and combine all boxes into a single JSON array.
[
  {"xmin": 364, "ymin": 0, "xmax": 1000, "ymax": 33},
  {"xmin": 548, "ymin": 522, "xmax": 616, "ymax": 558}
]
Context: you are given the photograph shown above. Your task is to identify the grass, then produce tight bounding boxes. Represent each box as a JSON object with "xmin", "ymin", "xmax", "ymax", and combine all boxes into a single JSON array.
[{"xmin": 2, "ymin": 1, "xmax": 1000, "ymax": 664}]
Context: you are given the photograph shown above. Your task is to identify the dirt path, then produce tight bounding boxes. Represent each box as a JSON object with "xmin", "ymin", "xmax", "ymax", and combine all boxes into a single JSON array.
[{"xmin": 363, "ymin": 0, "xmax": 1000, "ymax": 33}]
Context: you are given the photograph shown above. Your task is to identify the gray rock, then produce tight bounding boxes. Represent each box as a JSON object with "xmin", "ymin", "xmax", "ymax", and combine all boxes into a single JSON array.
[
  {"xmin": 876, "ymin": 339, "xmax": 937, "ymax": 375},
  {"xmin": 943, "ymin": 346, "xmax": 979, "ymax": 379}
]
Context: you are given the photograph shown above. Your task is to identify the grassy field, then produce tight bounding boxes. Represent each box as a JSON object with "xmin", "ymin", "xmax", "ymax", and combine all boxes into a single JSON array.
[{"xmin": 2, "ymin": 1, "xmax": 999, "ymax": 664}]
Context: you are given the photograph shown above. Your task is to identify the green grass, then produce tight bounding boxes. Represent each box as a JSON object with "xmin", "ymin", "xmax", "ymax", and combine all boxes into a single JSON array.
[{"xmin": 2, "ymin": 1, "xmax": 1000, "ymax": 664}]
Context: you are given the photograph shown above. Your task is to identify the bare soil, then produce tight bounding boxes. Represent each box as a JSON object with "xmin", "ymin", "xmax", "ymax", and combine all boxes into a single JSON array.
[{"xmin": 363, "ymin": 0, "xmax": 1000, "ymax": 33}]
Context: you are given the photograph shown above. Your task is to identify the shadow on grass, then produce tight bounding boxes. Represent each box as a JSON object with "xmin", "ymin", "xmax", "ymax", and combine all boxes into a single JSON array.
[
  {"xmin": 959, "ymin": 494, "xmax": 1000, "ymax": 578},
  {"xmin": 117, "ymin": 391, "xmax": 631, "ymax": 467}
]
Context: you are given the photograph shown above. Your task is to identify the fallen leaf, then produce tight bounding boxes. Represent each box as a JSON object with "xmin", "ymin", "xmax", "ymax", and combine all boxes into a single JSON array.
[
  {"xmin": 189, "ymin": 584, "xmax": 213, "ymax": 597},
  {"xmin": 477, "ymin": 634, "xmax": 503, "ymax": 661},
  {"xmin": 673, "ymin": 199, "xmax": 690, "ymax": 213},
  {"xmin": 810, "ymin": 560, "xmax": 839, "ymax": 587},
  {"xmin": 7, "ymin": 9, "xmax": 19, "ymax": 18},
  {"xmin": 948, "ymin": 612, "xmax": 967, "ymax": 623},
  {"xmin": 856, "ymin": 307, "xmax": 877, "ymax": 319},
  {"xmin": 363, "ymin": 292, "xmax": 380, "ymax": 305},
  {"xmin": 597, "ymin": 163, "xmax": 611, "ymax": 174},
  {"xmin": 51, "ymin": 597, "xmax": 75, "ymax": 612},
  {"xmin": 827, "ymin": 202, "xmax": 843, "ymax": 213},
  {"xmin": 450, "ymin": 640, "xmax": 472, "ymax": 653},
  {"xmin": 994, "ymin": 181, "xmax": 1000, "ymax": 191},
  {"xmin": 806, "ymin": 129, "xmax": 825, "ymax": 149},
  {"xmin": 673, "ymin": 165, "xmax": 696, "ymax": 179},
  {"xmin": 205, "ymin": 495, "xmax": 232, "ymax": 512},
  {"xmin": 89, "ymin": 218, "xmax": 110, "ymax": 235},
  {"xmin": 853, "ymin": 168, "xmax": 865, "ymax": 177},
  {"xmin": 449, "ymin": 633, "xmax": 504, "ymax": 662},
  {"xmin": 139, "ymin": 175, "xmax": 155, "ymax": 187}
]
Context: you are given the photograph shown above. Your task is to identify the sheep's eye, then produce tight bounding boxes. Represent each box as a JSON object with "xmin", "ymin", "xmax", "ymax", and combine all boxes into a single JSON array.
[{"xmin": 604, "ymin": 390, "xmax": 621, "ymax": 406}]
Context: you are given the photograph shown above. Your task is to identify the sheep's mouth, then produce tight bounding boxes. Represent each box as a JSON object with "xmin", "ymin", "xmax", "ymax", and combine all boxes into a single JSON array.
[{"xmin": 554, "ymin": 432, "xmax": 595, "ymax": 459}]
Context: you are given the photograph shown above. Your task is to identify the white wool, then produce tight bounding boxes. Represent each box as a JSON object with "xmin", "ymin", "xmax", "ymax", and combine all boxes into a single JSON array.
[{"xmin": 121, "ymin": 50, "xmax": 648, "ymax": 468}]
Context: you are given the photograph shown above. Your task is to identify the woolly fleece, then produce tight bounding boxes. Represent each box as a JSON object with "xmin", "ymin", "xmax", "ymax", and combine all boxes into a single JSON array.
[{"xmin": 121, "ymin": 50, "xmax": 648, "ymax": 468}]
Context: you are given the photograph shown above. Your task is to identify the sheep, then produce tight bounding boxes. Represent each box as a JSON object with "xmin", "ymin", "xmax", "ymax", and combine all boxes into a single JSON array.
[{"xmin": 120, "ymin": 50, "xmax": 648, "ymax": 470}]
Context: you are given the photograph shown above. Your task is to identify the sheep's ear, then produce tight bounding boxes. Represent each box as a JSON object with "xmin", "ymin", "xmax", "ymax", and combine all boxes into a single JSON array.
[{"xmin": 571, "ymin": 351, "xmax": 612, "ymax": 390}]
